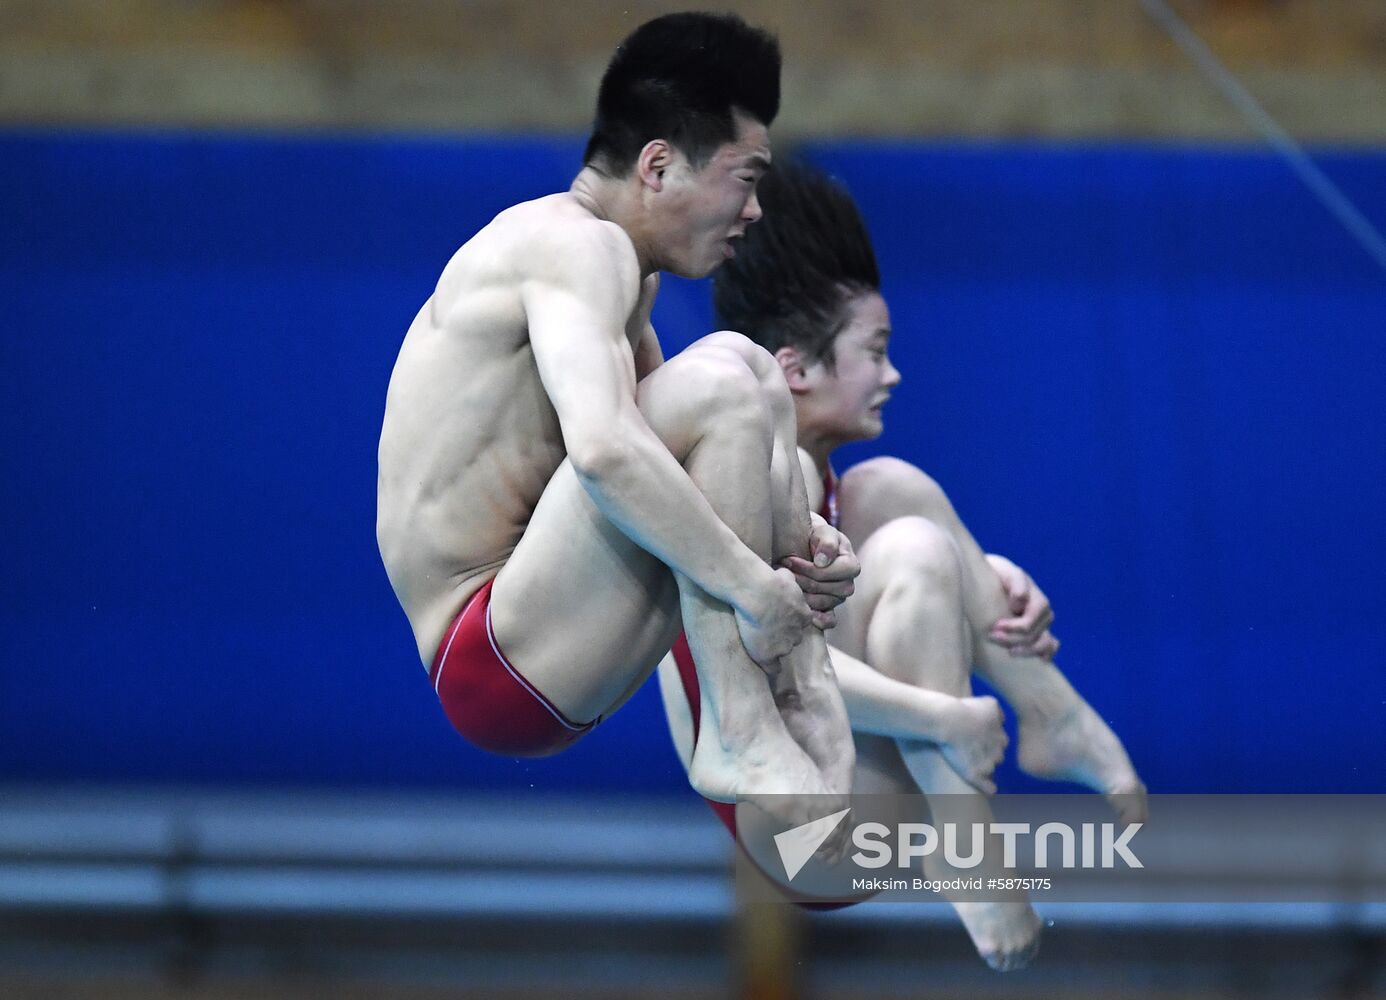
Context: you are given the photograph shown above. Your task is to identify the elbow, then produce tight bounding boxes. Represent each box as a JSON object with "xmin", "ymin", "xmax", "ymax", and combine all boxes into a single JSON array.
[{"xmin": 567, "ymin": 435, "xmax": 631, "ymax": 484}]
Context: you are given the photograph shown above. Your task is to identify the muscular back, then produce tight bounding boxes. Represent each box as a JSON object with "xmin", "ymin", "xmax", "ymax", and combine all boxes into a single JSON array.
[{"xmin": 377, "ymin": 194, "xmax": 653, "ymax": 665}]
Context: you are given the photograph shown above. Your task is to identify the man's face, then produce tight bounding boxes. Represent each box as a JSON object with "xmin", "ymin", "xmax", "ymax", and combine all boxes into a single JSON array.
[
  {"xmin": 806, "ymin": 291, "xmax": 901, "ymax": 443},
  {"xmin": 657, "ymin": 111, "xmax": 770, "ymax": 278}
]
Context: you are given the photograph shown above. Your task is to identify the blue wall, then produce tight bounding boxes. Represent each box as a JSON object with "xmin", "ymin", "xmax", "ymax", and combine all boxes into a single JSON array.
[{"xmin": 2, "ymin": 131, "xmax": 1382, "ymax": 795}]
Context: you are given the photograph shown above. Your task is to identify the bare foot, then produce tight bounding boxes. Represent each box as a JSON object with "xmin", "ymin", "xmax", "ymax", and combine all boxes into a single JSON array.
[
  {"xmin": 772, "ymin": 650, "xmax": 858, "ymax": 799},
  {"xmin": 1017, "ymin": 697, "xmax": 1148, "ymax": 824},
  {"xmin": 906, "ymin": 740, "xmax": 1043, "ymax": 971},
  {"xmin": 689, "ymin": 728, "xmax": 851, "ymax": 856},
  {"xmin": 951, "ymin": 901, "xmax": 1043, "ymax": 972},
  {"xmin": 926, "ymin": 694, "xmax": 1007, "ymax": 795}
]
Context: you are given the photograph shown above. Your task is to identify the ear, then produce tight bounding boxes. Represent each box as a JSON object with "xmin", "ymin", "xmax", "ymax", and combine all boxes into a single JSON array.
[
  {"xmin": 636, "ymin": 139, "xmax": 673, "ymax": 192},
  {"xmin": 775, "ymin": 345, "xmax": 814, "ymax": 395}
]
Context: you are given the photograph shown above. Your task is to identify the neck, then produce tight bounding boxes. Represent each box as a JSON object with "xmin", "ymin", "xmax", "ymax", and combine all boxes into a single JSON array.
[
  {"xmin": 796, "ymin": 420, "xmax": 840, "ymax": 476},
  {"xmin": 569, "ymin": 166, "xmax": 661, "ymax": 277}
]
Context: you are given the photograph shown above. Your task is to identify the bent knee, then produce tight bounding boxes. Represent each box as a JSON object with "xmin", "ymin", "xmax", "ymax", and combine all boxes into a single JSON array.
[
  {"xmin": 697, "ymin": 330, "xmax": 794, "ymax": 414},
  {"xmin": 863, "ymin": 515, "xmax": 961, "ymax": 588},
  {"xmin": 643, "ymin": 345, "xmax": 769, "ymax": 425},
  {"xmin": 697, "ymin": 330, "xmax": 779, "ymax": 379},
  {"xmin": 840, "ymin": 456, "xmax": 951, "ymax": 519}
]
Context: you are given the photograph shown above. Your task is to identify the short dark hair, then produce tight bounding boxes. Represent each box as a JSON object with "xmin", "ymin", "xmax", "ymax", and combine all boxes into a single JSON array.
[
  {"xmin": 714, "ymin": 159, "xmax": 880, "ymax": 367},
  {"xmin": 584, "ymin": 12, "xmax": 780, "ymax": 175}
]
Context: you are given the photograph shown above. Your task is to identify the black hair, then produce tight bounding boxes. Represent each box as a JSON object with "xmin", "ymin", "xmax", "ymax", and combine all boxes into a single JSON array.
[
  {"xmin": 714, "ymin": 159, "xmax": 880, "ymax": 367},
  {"xmin": 584, "ymin": 12, "xmax": 780, "ymax": 175}
]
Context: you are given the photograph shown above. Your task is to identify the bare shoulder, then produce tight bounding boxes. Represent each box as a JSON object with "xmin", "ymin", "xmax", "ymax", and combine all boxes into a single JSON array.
[
  {"xmin": 798, "ymin": 447, "xmax": 826, "ymax": 511},
  {"xmin": 632, "ymin": 274, "xmax": 665, "ymax": 379},
  {"xmin": 427, "ymin": 194, "xmax": 644, "ymax": 334},
  {"xmin": 526, "ymin": 202, "xmax": 645, "ymax": 322},
  {"xmin": 508, "ymin": 195, "xmax": 642, "ymax": 304},
  {"xmin": 637, "ymin": 272, "xmax": 661, "ymax": 318}
]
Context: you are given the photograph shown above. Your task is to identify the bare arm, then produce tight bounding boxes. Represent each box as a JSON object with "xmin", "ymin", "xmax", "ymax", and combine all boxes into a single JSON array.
[
  {"xmin": 657, "ymin": 642, "xmax": 1005, "ymax": 794},
  {"xmin": 833, "ymin": 644, "xmax": 1007, "ymax": 794},
  {"xmin": 789, "ymin": 448, "xmax": 1004, "ymax": 789},
  {"xmin": 981, "ymin": 553, "xmax": 1059, "ymax": 660},
  {"xmin": 631, "ymin": 288, "xmax": 665, "ymax": 381},
  {"xmin": 789, "ymin": 446, "xmax": 952, "ymax": 736},
  {"xmin": 825, "ymin": 643, "xmax": 970, "ymax": 741},
  {"xmin": 522, "ymin": 223, "xmax": 777, "ymax": 616}
]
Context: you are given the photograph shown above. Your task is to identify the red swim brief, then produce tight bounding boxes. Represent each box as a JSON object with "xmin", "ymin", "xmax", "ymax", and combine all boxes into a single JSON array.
[{"xmin": 430, "ymin": 578, "xmax": 598, "ymax": 757}]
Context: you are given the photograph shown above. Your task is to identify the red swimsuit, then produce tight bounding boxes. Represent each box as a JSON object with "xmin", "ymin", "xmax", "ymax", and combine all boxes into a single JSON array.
[{"xmin": 429, "ymin": 578, "xmax": 598, "ymax": 758}]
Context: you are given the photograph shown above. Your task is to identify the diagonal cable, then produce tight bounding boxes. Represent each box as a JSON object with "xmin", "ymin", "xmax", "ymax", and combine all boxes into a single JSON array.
[{"xmin": 1140, "ymin": 0, "xmax": 1386, "ymax": 275}]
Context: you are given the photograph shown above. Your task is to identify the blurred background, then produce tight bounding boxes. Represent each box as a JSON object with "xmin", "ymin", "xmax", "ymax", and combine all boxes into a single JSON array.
[{"xmin": 2, "ymin": 0, "xmax": 1383, "ymax": 997}]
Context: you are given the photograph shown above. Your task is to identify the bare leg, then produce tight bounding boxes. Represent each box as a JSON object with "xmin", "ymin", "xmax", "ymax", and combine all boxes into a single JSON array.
[
  {"xmin": 491, "ymin": 335, "xmax": 850, "ymax": 820},
  {"xmin": 837, "ymin": 457, "xmax": 1146, "ymax": 822},
  {"xmin": 835, "ymin": 517, "xmax": 1042, "ymax": 970},
  {"xmin": 749, "ymin": 337, "xmax": 856, "ymax": 794},
  {"xmin": 635, "ymin": 336, "xmax": 851, "ymax": 818},
  {"xmin": 832, "ymin": 517, "xmax": 979, "ymax": 788}
]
